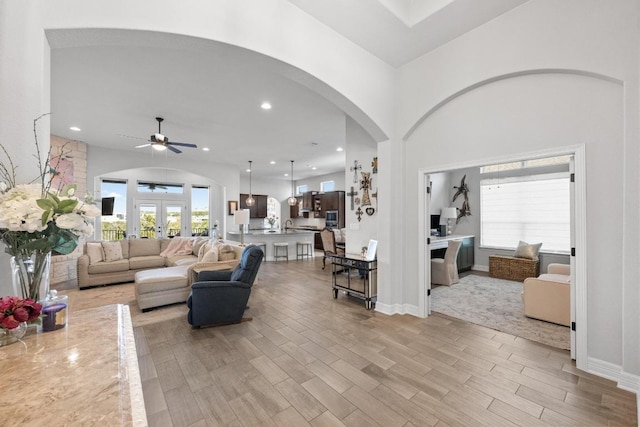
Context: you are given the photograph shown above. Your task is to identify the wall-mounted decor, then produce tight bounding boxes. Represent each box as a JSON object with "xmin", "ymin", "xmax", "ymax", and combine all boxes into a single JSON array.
[
  {"xmin": 356, "ymin": 207, "xmax": 363, "ymax": 222},
  {"xmin": 371, "ymin": 157, "xmax": 378, "ymax": 174},
  {"xmin": 228, "ymin": 200, "xmax": 238, "ymax": 215},
  {"xmin": 347, "ymin": 186, "xmax": 358, "ymax": 211},
  {"xmin": 360, "ymin": 171, "xmax": 372, "ymax": 206},
  {"xmin": 350, "ymin": 160, "xmax": 362, "ymax": 183},
  {"xmin": 366, "ymin": 207, "xmax": 375, "ymax": 216},
  {"xmin": 452, "ymin": 175, "xmax": 471, "ymax": 223}
]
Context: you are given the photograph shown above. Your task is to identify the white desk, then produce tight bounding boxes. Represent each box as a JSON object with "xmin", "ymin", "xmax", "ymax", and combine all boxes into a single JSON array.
[
  {"xmin": 430, "ymin": 234, "xmax": 475, "ymax": 272},
  {"xmin": 430, "ymin": 234, "xmax": 474, "ymax": 249}
]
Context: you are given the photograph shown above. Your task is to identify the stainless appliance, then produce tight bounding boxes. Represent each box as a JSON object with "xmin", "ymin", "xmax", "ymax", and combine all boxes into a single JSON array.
[{"xmin": 325, "ymin": 210, "xmax": 339, "ymax": 228}]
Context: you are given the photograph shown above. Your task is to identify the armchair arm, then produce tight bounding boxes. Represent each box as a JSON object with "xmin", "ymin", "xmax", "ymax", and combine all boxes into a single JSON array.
[
  {"xmin": 77, "ymin": 255, "xmax": 90, "ymax": 288},
  {"xmin": 191, "ymin": 280, "xmax": 251, "ymax": 290},
  {"xmin": 196, "ymin": 269, "xmax": 233, "ymax": 282},
  {"xmin": 547, "ymin": 263, "xmax": 570, "ymax": 275}
]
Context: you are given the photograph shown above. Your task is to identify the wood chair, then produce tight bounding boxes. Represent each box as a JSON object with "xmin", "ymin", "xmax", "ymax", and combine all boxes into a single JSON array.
[{"xmin": 320, "ymin": 227, "xmax": 345, "ymax": 269}]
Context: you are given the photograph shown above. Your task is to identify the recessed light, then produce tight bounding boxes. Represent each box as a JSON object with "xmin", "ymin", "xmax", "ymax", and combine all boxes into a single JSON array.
[
  {"xmin": 261, "ymin": 102, "xmax": 272, "ymax": 110},
  {"xmin": 246, "ymin": 168, "xmax": 251, "ymax": 173},
  {"xmin": 69, "ymin": 126, "xmax": 81, "ymax": 132},
  {"xmin": 336, "ymin": 147, "xmax": 343, "ymax": 152},
  {"xmin": 284, "ymin": 173, "xmax": 289, "ymax": 177},
  {"xmin": 202, "ymin": 147, "xmax": 210, "ymax": 151},
  {"xmin": 312, "ymin": 167, "xmax": 317, "ymax": 170},
  {"xmin": 270, "ymin": 161, "xmax": 276, "ymax": 165}
]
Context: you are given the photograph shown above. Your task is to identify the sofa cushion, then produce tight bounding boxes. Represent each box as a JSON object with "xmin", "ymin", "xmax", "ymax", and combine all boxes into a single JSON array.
[
  {"xmin": 192, "ymin": 237, "xmax": 209, "ymax": 256},
  {"xmin": 202, "ymin": 246, "xmax": 219, "ymax": 263},
  {"xmin": 167, "ymin": 255, "xmax": 197, "ymax": 266},
  {"xmin": 88, "ymin": 259, "xmax": 130, "ymax": 274},
  {"xmin": 102, "ymin": 241, "xmax": 123, "ymax": 262},
  {"xmin": 129, "ymin": 239, "xmax": 161, "ymax": 257},
  {"xmin": 514, "ymin": 240, "xmax": 542, "ymax": 261},
  {"xmin": 160, "ymin": 237, "xmax": 194, "ymax": 257},
  {"xmin": 135, "ymin": 265, "xmax": 189, "ymax": 295},
  {"xmin": 218, "ymin": 244, "xmax": 236, "ymax": 261},
  {"xmin": 87, "ymin": 242, "xmax": 104, "ymax": 264},
  {"xmin": 129, "ymin": 256, "xmax": 166, "ymax": 270}
]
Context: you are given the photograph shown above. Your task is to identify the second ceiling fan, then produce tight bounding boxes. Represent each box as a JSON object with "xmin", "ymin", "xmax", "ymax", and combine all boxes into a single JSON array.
[{"xmin": 134, "ymin": 117, "xmax": 197, "ymax": 154}]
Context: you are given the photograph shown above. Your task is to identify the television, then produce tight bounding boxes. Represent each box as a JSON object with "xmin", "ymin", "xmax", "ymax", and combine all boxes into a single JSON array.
[
  {"xmin": 101, "ymin": 197, "xmax": 115, "ymax": 216},
  {"xmin": 430, "ymin": 214, "xmax": 440, "ymax": 230}
]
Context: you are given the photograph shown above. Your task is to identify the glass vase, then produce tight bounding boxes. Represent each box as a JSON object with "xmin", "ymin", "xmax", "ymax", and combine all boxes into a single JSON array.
[
  {"xmin": 10, "ymin": 252, "xmax": 51, "ymax": 302},
  {"xmin": 0, "ymin": 322, "xmax": 27, "ymax": 346}
]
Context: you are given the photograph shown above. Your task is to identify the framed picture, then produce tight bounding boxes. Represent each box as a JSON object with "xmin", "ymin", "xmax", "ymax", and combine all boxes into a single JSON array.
[
  {"xmin": 365, "ymin": 239, "xmax": 378, "ymax": 261},
  {"xmin": 228, "ymin": 200, "xmax": 238, "ymax": 215}
]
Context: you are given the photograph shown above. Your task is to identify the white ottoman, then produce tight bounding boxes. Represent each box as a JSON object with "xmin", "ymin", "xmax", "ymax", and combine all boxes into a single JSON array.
[{"xmin": 135, "ymin": 265, "xmax": 191, "ymax": 311}]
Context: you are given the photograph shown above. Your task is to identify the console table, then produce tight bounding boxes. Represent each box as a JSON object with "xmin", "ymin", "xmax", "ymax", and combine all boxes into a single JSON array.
[
  {"xmin": 329, "ymin": 253, "xmax": 377, "ymax": 309},
  {"xmin": 0, "ymin": 304, "xmax": 146, "ymax": 426}
]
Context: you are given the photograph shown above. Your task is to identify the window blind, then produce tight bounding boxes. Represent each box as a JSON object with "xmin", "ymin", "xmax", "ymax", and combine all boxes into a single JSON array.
[{"xmin": 480, "ymin": 173, "xmax": 570, "ymax": 252}]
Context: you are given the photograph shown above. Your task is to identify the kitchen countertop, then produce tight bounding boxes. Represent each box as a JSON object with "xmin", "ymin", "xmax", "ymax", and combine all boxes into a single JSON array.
[{"xmin": 228, "ymin": 229, "xmax": 315, "ymax": 236}]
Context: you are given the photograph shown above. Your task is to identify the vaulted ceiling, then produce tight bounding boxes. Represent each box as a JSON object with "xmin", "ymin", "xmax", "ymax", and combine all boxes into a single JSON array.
[{"xmin": 49, "ymin": 1, "xmax": 527, "ymax": 180}]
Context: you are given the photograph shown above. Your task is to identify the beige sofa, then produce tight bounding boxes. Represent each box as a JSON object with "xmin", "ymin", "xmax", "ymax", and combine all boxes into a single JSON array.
[
  {"xmin": 523, "ymin": 263, "xmax": 570, "ymax": 326},
  {"xmin": 77, "ymin": 237, "xmax": 238, "ymax": 289}
]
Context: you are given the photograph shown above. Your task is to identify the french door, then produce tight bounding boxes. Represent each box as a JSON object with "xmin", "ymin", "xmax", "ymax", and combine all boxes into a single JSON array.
[{"xmin": 134, "ymin": 199, "xmax": 186, "ymax": 238}]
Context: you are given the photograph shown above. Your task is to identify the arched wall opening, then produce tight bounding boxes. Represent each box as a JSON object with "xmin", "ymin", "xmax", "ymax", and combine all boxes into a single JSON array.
[{"xmin": 399, "ymin": 70, "xmax": 624, "ymax": 370}]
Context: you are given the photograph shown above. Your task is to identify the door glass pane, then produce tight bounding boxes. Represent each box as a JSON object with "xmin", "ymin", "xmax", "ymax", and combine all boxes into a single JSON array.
[
  {"xmin": 191, "ymin": 186, "xmax": 210, "ymax": 236},
  {"xmin": 139, "ymin": 204, "xmax": 157, "ymax": 239},
  {"xmin": 166, "ymin": 206, "xmax": 182, "ymax": 237}
]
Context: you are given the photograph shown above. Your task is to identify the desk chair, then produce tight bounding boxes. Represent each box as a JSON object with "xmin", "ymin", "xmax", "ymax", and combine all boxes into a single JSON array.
[{"xmin": 431, "ymin": 239, "xmax": 462, "ymax": 286}]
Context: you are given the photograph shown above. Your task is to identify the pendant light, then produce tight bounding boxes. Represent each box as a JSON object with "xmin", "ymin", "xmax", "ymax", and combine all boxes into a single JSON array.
[
  {"xmin": 287, "ymin": 160, "xmax": 297, "ymax": 206},
  {"xmin": 245, "ymin": 160, "xmax": 255, "ymax": 207}
]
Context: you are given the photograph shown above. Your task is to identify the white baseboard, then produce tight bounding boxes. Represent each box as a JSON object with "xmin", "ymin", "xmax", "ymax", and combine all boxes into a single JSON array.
[
  {"xmin": 472, "ymin": 265, "xmax": 489, "ymax": 272},
  {"xmin": 375, "ymin": 302, "xmax": 421, "ymax": 317},
  {"xmin": 587, "ymin": 356, "xmax": 640, "ymax": 395}
]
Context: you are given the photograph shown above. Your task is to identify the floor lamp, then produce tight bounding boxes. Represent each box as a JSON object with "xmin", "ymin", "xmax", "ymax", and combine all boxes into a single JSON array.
[{"xmin": 234, "ymin": 209, "xmax": 250, "ymax": 246}]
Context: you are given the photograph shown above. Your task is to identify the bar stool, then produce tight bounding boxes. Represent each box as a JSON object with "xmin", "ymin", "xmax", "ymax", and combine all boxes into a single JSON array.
[
  {"xmin": 296, "ymin": 241, "xmax": 313, "ymax": 260},
  {"xmin": 254, "ymin": 242, "xmax": 267, "ymax": 261},
  {"xmin": 273, "ymin": 242, "xmax": 289, "ymax": 262}
]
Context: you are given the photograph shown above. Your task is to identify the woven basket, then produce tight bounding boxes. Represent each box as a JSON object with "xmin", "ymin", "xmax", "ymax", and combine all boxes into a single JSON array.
[{"xmin": 489, "ymin": 255, "xmax": 539, "ymax": 282}]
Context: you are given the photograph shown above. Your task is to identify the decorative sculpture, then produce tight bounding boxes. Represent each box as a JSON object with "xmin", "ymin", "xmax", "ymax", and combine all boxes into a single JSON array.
[
  {"xmin": 347, "ymin": 186, "xmax": 358, "ymax": 211},
  {"xmin": 360, "ymin": 172, "xmax": 372, "ymax": 206},
  {"xmin": 452, "ymin": 174, "xmax": 471, "ymax": 223},
  {"xmin": 350, "ymin": 160, "xmax": 362, "ymax": 183}
]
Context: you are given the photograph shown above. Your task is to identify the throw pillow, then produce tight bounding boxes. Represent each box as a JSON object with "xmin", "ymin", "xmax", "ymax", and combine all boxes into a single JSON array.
[
  {"xmin": 192, "ymin": 237, "xmax": 209, "ymax": 256},
  {"xmin": 201, "ymin": 246, "xmax": 219, "ymax": 263},
  {"xmin": 198, "ymin": 242, "xmax": 213, "ymax": 262},
  {"xmin": 86, "ymin": 242, "xmax": 104, "ymax": 264},
  {"xmin": 514, "ymin": 240, "xmax": 542, "ymax": 260},
  {"xmin": 102, "ymin": 241, "xmax": 124, "ymax": 262},
  {"xmin": 218, "ymin": 244, "xmax": 236, "ymax": 261}
]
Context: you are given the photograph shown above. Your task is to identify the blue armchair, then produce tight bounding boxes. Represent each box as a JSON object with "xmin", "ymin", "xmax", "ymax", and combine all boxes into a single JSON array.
[{"xmin": 187, "ymin": 245, "xmax": 263, "ymax": 328}]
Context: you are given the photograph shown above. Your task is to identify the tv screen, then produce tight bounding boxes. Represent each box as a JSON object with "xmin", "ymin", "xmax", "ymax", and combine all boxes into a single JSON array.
[
  {"xmin": 430, "ymin": 214, "xmax": 441, "ymax": 230},
  {"xmin": 101, "ymin": 197, "xmax": 115, "ymax": 216}
]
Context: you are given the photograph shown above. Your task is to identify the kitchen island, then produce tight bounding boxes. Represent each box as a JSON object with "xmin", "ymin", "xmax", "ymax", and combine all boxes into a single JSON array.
[{"xmin": 227, "ymin": 229, "xmax": 316, "ymax": 261}]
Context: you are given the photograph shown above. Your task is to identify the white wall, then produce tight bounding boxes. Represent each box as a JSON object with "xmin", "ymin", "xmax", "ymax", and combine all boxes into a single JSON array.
[
  {"xmin": 395, "ymin": 0, "xmax": 638, "ymax": 381},
  {"xmin": 344, "ymin": 117, "xmax": 378, "ymax": 253}
]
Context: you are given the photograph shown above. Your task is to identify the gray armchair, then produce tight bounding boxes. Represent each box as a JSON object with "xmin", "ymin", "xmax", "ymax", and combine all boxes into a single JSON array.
[{"xmin": 187, "ymin": 245, "xmax": 263, "ymax": 328}]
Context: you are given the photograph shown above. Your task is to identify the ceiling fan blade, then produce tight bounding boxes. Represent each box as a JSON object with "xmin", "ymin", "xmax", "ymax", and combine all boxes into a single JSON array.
[
  {"xmin": 119, "ymin": 134, "xmax": 148, "ymax": 141},
  {"xmin": 167, "ymin": 141, "xmax": 197, "ymax": 148},
  {"xmin": 135, "ymin": 143, "xmax": 151, "ymax": 148},
  {"xmin": 167, "ymin": 145, "xmax": 182, "ymax": 154}
]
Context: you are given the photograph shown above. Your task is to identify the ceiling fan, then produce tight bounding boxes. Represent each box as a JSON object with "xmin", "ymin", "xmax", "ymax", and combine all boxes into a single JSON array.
[{"xmin": 131, "ymin": 117, "xmax": 197, "ymax": 154}]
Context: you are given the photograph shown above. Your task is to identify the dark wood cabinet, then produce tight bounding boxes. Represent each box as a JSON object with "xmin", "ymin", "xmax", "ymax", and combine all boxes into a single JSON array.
[
  {"xmin": 302, "ymin": 191, "xmax": 317, "ymax": 211},
  {"xmin": 239, "ymin": 194, "xmax": 268, "ymax": 218},
  {"xmin": 313, "ymin": 193, "xmax": 324, "ymax": 218},
  {"xmin": 457, "ymin": 237, "xmax": 475, "ymax": 272}
]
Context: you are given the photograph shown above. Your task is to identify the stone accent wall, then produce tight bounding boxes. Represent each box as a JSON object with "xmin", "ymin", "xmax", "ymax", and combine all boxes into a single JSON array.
[{"xmin": 50, "ymin": 135, "xmax": 87, "ymax": 289}]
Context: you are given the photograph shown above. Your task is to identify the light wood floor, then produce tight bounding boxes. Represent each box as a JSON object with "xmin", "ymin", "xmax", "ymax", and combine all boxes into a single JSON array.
[{"xmin": 64, "ymin": 256, "xmax": 637, "ymax": 426}]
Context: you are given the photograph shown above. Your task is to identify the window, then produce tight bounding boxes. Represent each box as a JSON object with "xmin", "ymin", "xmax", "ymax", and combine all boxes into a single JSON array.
[
  {"xmin": 481, "ymin": 155, "xmax": 571, "ymax": 174},
  {"xmin": 320, "ymin": 180, "xmax": 335, "ymax": 192},
  {"xmin": 101, "ymin": 179, "xmax": 127, "ymax": 240},
  {"xmin": 480, "ymin": 173, "xmax": 570, "ymax": 252},
  {"xmin": 296, "ymin": 184, "xmax": 307, "ymax": 195},
  {"xmin": 191, "ymin": 186, "xmax": 209, "ymax": 236}
]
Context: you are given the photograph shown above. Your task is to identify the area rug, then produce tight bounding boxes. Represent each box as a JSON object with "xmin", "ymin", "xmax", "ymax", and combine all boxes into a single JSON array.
[{"xmin": 431, "ymin": 274, "xmax": 570, "ymax": 350}]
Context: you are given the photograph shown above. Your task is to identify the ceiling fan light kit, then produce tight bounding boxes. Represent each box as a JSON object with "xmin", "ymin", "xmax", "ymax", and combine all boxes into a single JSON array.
[{"xmin": 132, "ymin": 117, "xmax": 197, "ymax": 154}]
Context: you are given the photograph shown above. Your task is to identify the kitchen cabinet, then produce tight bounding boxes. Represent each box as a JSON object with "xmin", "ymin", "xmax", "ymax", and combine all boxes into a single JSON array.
[
  {"xmin": 302, "ymin": 191, "xmax": 317, "ymax": 211},
  {"xmin": 321, "ymin": 191, "xmax": 343, "ymax": 211},
  {"xmin": 313, "ymin": 193, "xmax": 324, "ymax": 218},
  {"xmin": 239, "ymin": 194, "xmax": 268, "ymax": 218}
]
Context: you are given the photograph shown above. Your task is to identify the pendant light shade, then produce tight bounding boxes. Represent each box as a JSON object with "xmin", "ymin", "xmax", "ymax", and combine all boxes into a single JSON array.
[
  {"xmin": 287, "ymin": 160, "xmax": 297, "ymax": 207},
  {"xmin": 245, "ymin": 160, "xmax": 255, "ymax": 207}
]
